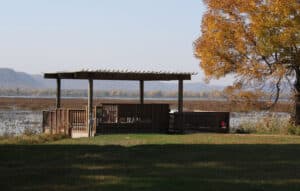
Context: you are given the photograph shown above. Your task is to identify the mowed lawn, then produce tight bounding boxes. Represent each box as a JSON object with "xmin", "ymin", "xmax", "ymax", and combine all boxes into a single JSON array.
[{"xmin": 1, "ymin": 134, "xmax": 300, "ymax": 191}]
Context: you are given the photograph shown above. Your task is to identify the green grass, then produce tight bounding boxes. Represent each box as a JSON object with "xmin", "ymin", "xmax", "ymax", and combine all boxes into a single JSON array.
[{"xmin": 1, "ymin": 133, "xmax": 300, "ymax": 191}]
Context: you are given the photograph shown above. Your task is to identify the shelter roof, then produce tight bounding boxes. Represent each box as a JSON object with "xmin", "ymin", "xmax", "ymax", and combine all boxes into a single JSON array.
[{"xmin": 44, "ymin": 69, "xmax": 195, "ymax": 81}]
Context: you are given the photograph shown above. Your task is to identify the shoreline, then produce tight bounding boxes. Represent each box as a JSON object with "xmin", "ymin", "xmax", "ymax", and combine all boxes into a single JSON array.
[{"xmin": 0, "ymin": 97, "xmax": 292, "ymax": 112}]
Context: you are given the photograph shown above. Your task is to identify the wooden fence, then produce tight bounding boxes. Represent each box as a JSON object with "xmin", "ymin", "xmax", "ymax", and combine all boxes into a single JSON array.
[{"xmin": 43, "ymin": 109, "xmax": 88, "ymax": 137}]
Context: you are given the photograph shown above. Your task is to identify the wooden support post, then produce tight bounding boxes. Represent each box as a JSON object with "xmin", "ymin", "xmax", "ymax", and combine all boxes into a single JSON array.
[
  {"xmin": 178, "ymin": 79, "xmax": 184, "ymax": 133},
  {"xmin": 140, "ymin": 80, "xmax": 144, "ymax": 105},
  {"xmin": 178, "ymin": 79, "xmax": 183, "ymax": 113},
  {"xmin": 56, "ymin": 78, "xmax": 61, "ymax": 108},
  {"xmin": 88, "ymin": 79, "xmax": 93, "ymax": 137}
]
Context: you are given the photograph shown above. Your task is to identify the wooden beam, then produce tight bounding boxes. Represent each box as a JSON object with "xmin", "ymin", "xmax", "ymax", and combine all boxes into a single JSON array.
[
  {"xmin": 44, "ymin": 71, "xmax": 192, "ymax": 81},
  {"xmin": 178, "ymin": 80, "xmax": 183, "ymax": 113},
  {"xmin": 56, "ymin": 78, "xmax": 61, "ymax": 108},
  {"xmin": 44, "ymin": 73, "xmax": 58, "ymax": 78},
  {"xmin": 88, "ymin": 79, "xmax": 93, "ymax": 137},
  {"xmin": 140, "ymin": 80, "xmax": 144, "ymax": 104}
]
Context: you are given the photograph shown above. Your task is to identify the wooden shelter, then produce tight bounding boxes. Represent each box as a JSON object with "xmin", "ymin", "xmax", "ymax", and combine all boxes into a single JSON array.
[{"xmin": 44, "ymin": 70, "xmax": 194, "ymax": 137}]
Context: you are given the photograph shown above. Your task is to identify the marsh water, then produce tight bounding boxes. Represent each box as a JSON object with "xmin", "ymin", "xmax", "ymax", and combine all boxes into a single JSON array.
[{"xmin": 0, "ymin": 110, "xmax": 43, "ymax": 136}]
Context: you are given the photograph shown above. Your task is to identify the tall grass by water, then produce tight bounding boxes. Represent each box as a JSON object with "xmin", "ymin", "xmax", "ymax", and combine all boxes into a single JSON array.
[{"xmin": 235, "ymin": 113, "xmax": 300, "ymax": 135}]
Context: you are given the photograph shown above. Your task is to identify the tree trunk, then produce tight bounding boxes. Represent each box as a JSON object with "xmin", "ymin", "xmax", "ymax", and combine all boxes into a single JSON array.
[
  {"xmin": 295, "ymin": 93, "xmax": 300, "ymax": 125},
  {"xmin": 294, "ymin": 73, "xmax": 300, "ymax": 125}
]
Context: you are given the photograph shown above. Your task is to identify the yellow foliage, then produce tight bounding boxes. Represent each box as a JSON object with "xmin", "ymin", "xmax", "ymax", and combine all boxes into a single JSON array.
[{"xmin": 195, "ymin": 0, "xmax": 300, "ymax": 102}]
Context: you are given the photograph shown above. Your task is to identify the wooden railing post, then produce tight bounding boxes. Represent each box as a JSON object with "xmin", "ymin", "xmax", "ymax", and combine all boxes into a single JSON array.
[{"xmin": 50, "ymin": 111, "xmax": 53, "ymax": 135}]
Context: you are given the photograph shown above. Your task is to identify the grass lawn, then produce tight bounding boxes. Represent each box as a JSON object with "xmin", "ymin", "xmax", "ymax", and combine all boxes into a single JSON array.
[{"xmin": 1, "ymin": 133, "xmax": 300, "ymax": 191}]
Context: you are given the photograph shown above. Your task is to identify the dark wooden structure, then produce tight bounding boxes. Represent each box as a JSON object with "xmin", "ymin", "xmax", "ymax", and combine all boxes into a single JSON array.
[
  {"xmin": 44, "ymin": 70, "xmax": 193, "ymax": 137},
  {"xmin": 171, "ymin": 112, "xmax": 230, "ymax": 133},
  {"xmin": 96, "ymin": 104, "xmax": 170, "ymax": 134},
  {"xmin": 43, "ymin": 107, "xmax": 230, "ymax": 136}
]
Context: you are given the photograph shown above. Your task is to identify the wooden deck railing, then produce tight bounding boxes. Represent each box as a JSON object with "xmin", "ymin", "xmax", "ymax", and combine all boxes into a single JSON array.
[
  {"xmin": 43, "ymin": 108, "xmax": 89, "ymax": 137},
  {"xmin": 69, "ymin": 109, "xmax": 87, "ymax": 132}
]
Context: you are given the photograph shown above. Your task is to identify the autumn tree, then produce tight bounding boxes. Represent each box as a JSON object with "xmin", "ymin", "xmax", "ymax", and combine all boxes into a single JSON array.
[{"xmin": 194, "ymin": 0, "xmax": 300, "ymax": 123}]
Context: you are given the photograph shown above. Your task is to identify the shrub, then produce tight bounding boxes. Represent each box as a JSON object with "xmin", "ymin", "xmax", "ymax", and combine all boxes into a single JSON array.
[
  {"xmin": 0, "ymin": 133, "xmax": 68, "ymax": 144},
  {"xmin": 284, "ymin": 124, "xmax": 300, "ymax": 136},
  {"xmin": 235, "ymin": 123, "xmax": 256, "ymax": 134},
  {"xmin": 0, "ymin": 131, "xmax": 15, "ymax": 139},
  {"xmin": 23, "ymin": 127, "xmax": 39, "ymax": 136}
]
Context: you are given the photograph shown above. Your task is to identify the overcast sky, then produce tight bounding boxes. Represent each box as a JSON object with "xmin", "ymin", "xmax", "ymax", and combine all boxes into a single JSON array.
[{"xmin": 0, "ymin": 0, "xmax": 233, "ymax": 85}]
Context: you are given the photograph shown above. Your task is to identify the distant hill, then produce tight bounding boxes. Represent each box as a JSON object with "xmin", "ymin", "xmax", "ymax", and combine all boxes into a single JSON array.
[
  {"xmin": 0, "ymin": 68, "xmax": 45, "ymax": 88},
  {"xmin": 0, "ymin": 68, "xmax": 224, "ymax": 92}
]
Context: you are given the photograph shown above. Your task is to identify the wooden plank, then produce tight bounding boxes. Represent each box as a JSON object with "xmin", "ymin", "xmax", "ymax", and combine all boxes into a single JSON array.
[
  {"xmin": 44, "ymin": 71, "xmax": 192, "ymax": 81},
  {"xmin": 66, "ymin": 109, "xmax": 69, "ymax": 136},
  {"xmin": 44, "ymin": 73, "xmax": 58, "ymax": 78}
]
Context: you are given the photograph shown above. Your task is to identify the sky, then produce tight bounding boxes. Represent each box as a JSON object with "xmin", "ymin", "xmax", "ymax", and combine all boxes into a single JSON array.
[{"xmin": 0, "ymin": 0, "xmax": 233, "ymax": 85}]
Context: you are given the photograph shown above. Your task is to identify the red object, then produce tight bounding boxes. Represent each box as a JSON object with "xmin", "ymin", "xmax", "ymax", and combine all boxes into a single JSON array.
[{"xmin": 220, "ymin": 121, "xmax": 226, "ymax": 129}]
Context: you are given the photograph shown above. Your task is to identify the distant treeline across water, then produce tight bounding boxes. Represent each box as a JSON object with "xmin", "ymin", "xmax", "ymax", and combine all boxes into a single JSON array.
[
  {"xmin": 0, "ymin": 95, "xmax": 228, "ymax": 101},
  {"xmin": 0, "ymin": 88, "xmax": 291, "ymax": 101}
]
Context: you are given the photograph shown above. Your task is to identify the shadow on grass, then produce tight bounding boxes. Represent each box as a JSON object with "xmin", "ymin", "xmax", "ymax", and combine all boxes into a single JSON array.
[{"xmin": 1, "ymin": 144, "xmax": 300, "ymax": 191}]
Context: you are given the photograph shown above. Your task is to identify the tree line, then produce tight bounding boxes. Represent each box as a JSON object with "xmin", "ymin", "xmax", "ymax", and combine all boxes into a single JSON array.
[{"xmin": 0, "ymin": 87, "xmax": 291, "ymax": 100}]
